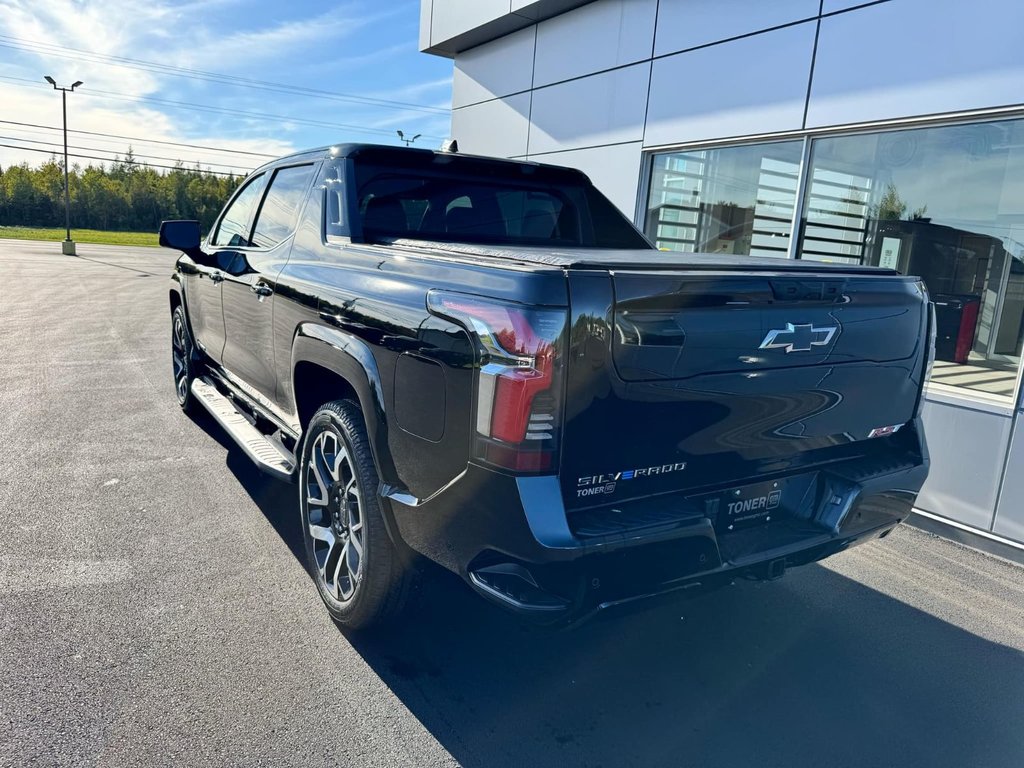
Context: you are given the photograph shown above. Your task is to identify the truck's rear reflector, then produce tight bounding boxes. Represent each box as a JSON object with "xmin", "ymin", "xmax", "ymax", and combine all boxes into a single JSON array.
[{"xmin": 428, "ymin": 291, "xmax": 566, "ymax": 472}]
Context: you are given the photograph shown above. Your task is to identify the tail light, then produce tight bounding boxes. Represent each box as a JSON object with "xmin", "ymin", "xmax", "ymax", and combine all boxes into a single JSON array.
[
  {"xmin": 925, "ymin": 300, "xmax": 937, "ymax": 381},
  {"xmin": 916, "ymin": 295, "xmax": 937, "ymax": 418},
  {"xmin": 428, "ymin": 291, "xmax": 566, "ymax": 472}
]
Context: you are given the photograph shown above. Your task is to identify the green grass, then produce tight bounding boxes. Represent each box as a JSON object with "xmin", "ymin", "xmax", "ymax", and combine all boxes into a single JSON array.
[{"xmin": 0, "ymin": 225, "xmax": 159, "ymax": 247}]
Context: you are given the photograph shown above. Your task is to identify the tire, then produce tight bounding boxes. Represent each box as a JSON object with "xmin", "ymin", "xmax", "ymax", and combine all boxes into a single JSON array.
[
  {"xmin": 299, "ymin": 399, "xmax": 413, "ymax": 629},
  {"xmin": 171, "ymin": 304, "xmax": 198, "ymax": 412}
]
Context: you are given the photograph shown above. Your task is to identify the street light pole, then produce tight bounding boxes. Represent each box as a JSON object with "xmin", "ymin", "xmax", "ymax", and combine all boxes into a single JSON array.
[
  {"xmin": 44, "ymin": 76, "xmax": 83, "ymax": 255},
  {"xmin": 396, "ymin": 130, "xmax": 421, "ymax": 147}
]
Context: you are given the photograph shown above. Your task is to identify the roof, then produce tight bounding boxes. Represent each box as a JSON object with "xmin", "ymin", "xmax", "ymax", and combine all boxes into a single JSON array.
[{"xmin": 249, "ymin": 142, "xmax": 589, "ymax": 180}]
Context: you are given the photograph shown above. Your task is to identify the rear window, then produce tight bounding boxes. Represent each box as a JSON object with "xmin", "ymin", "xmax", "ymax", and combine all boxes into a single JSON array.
[{"xmin": 353, "ymin": 157, "xmax": 650, "ymax": 249}]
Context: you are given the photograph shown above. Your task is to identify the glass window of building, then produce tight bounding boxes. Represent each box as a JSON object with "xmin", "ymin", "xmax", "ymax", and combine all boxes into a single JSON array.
[
  {"xmin": 645, "ymin": 141, "xmax": 803, "ymax": 257},
  {"xmin": 797, "ymin": 119, "xmax": 1024, "ymax": 400}
]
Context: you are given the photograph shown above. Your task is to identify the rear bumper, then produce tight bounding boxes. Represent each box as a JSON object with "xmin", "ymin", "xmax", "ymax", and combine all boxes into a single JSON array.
[{"xmin": 387, "ymin": 444, "xmax": 928, "ymax": 625}]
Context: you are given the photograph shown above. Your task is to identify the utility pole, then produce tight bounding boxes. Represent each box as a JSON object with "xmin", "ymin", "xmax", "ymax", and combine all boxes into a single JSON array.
[
  {"xmin": 44, "ymin": 76, "xmax": 83, "ymax": 255},
  {"xmin": 396, "ymin": 130, "xmax": 421, "ymax": 147}
]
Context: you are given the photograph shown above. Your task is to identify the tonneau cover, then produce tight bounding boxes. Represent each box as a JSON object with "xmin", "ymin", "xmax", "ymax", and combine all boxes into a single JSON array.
[{"xmin": 386, "ymin": 240, "xmax": 897, "ymax": 274}]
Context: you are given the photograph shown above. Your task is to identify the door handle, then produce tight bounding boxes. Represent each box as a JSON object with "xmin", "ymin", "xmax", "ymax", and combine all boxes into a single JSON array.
[
  {"xmin": 209, "ymin": 272, "xmax": 225, "ymax": 283},
  {"xmin": 251, "ymin": 282, "xmax": 274, "ymax": 297}
]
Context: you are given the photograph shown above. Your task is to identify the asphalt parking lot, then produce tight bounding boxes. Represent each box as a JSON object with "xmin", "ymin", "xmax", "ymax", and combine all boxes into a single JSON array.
[{"xmin": 1, "ymin": 238, "xmax": 1023, "ymax": 768}]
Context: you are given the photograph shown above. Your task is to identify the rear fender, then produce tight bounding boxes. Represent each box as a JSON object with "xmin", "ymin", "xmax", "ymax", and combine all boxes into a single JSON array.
[{"xmin": 290, "ymin": 322, "xmax": 399, "ymax": 493}]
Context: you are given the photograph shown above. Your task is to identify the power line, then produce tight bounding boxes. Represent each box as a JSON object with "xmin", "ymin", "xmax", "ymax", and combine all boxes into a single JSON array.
[
  {"xmin": 0, "ymin": 119, "xmax": 276, "ymax": 158},
  {"xmin": 0, "ymin": 142, "xmax": 242, "ymax": 176},
  {"xmin": 0, "ymin": 34, "xmax": 450, "ymax": 116},
  {"xmin": 0, "ymin": 134, "xmax": 253, "ymax": 171},
  {"xmin": 0, "ymin": 125, "xmax": 222, "ymax": 160},
  {"xmin": 1, "ymin": 126, "xmax": 264, "ymax": 168},
  {"xmin": 0, "ymin": 75, "xmax": 445, "ymax": 142}
]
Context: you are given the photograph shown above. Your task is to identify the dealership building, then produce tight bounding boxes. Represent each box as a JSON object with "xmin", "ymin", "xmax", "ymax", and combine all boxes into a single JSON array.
[{"xmin": 419, "ymin": 0, "xmax": 1024, "ymax": 556}]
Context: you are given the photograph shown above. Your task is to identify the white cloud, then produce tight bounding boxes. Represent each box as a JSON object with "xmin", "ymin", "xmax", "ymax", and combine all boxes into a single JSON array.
[
  {"xmin": 0, "ymin": 0, "xmax": 451, "ymax": 175},
  {"xmin": 176, "ymin": 6, "xmax": 404, "ymax": 72},
  {"xmin": 0, "ymin": 83, "xmax": 294, "ymax": 174}
]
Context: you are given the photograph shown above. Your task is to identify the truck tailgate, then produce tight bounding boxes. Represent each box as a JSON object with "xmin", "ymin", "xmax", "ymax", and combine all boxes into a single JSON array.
[{"xmin": 561, "ymin": 269, "xmax": 929, "ymax": 509}]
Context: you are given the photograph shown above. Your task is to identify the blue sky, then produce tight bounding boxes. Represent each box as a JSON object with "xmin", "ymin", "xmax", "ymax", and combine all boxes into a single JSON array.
[{"xmin": 0, "ymin": 0, "xmax": 453, "ymax": 175}]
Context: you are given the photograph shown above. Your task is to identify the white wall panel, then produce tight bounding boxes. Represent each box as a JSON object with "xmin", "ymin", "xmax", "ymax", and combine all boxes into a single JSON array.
[
  {"xmin": 645, "ymin": 22, "xmax": 815, "ymax": 147},
  {"xmin": 916, "ymin": 397, "xmax": 1012, "ymax": 531},
  {"xmin": 531, "ymin": 142, "xmax": 643, "ymax": 216},
  {"xmin": 512, "ymin": 0, "xmax": 591, "ymax": 16},
  {"xmin": 533, "ymin": 0, "xmax": 657, "ymax": 87},
  {"xmin": 430, "ymin": 0, "xmax": 511, "ymax": 45},
  {"xmin": 808, "ymin": 0, "xmax": 1024, "ymax": 128},
  {"xmin": 451, "ymin": 93, "xmax": 532, "ymax": 157},
  {"xmin": 528, "ymin": 63, "xmax": 649, "ymax": 154},
  {"xmin": 654, "ymin": 0, "xmax": 820, "ymax": 57},
  {"xmin": 992, "ymin": 410, "xmax": 1024, "ymax": 542},
  {"xmin": 452, "ymin": 25, "xmax": 535, "ymax": 108},
  {"xmin": 419, "ymin": 0, "xmax": 433, "ymax": 52}
]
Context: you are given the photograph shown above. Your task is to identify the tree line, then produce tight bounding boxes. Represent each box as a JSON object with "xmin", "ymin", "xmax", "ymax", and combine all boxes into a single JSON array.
[{"xmin": 0, "ymin": 150, "xmax": 243, "ymax": 233}]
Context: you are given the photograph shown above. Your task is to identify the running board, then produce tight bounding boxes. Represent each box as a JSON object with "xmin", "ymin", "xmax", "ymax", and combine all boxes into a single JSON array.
[{"xmin": 191, "ymin": 377, "xmax": 296, "ymax": 482}]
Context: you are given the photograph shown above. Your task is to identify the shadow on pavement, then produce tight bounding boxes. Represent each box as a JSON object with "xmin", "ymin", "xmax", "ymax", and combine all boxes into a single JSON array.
[
  {"xmin": 188, "ymin": 408, "xmax": 305, "ymax": 563},
  {"xmin": 73, "ymin": 253, "xmax": 163, "ymax": 277},
  {"xmin": 198, "ymin": 413, "xmax": 1024, "ymax": 768}
]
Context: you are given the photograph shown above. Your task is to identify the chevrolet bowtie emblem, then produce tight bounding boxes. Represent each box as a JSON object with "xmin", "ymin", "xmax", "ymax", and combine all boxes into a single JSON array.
[{"xmin": 759, "ymin": 322, "xmax": 838, "ymax": 353}]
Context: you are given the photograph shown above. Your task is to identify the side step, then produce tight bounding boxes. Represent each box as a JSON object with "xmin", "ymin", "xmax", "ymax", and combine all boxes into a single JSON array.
[{"xmin": 191, "ymin": 377, "xmax": 296, "ymax": 482}]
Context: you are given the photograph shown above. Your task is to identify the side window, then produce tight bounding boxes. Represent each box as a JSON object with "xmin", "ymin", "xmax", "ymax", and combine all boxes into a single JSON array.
[
  {"xmin": 212, "ymin": 173, "xmax": 265, "ymax": 247},
  {"xmin": 251, "ymin": 164, "xmax": 316, "ymax": 248}
]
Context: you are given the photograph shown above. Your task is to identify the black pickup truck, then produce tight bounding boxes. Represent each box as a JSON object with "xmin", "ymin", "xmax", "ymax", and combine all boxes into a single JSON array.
[{"xmin": 160, "ymin": 143, "xmax": 933, "ymax": 629}]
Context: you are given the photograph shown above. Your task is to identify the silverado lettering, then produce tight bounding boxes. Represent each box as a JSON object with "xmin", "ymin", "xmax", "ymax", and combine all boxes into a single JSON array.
[{"xmin": 578, "ymin": 462, "xmax": 688, "ymax": 486}]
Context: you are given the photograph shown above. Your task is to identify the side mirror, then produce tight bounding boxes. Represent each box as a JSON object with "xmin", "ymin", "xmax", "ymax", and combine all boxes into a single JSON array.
[{"xmin": 159, "ymin": 220, "xmax": 202, "ymax": 254}]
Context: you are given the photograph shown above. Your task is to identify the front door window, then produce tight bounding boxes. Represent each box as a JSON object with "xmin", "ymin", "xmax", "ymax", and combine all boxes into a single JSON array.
[{"xmin": 212, "ymin": 173, "xmax": 266, "ymax": 248}]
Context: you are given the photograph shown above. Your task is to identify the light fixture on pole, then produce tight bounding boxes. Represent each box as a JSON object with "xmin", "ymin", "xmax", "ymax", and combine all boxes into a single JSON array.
[
  {"xmin": 396, "ymin": 130, "xmax": 421, "ymax": 147},
  {"xmin": 44, "ymin": 76, "xmax": 83, "ymax": 256}
]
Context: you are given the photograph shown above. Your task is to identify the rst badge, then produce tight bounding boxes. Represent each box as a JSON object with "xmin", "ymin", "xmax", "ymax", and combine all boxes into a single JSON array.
[{"xmin": 868, "ymin": 423, "xmax": 904, "ymax": 438}]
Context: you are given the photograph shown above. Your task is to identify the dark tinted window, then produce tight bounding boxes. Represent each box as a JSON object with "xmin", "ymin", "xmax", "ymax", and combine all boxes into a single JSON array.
[
  {"xmin": 252, "ymin": 164, "xmax": 316, "ymax": 248},
  {"xmin": 212, "ymin": 173, "xmax": 265, "ymax": 247},
  {"xmin": 354, "ymin": 157, "xmax": 649, "ymax": 249}
]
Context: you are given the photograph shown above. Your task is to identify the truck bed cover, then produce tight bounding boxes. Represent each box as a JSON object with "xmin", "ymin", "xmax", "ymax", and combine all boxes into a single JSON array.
[{"xmin": 387, "ymin": 240, "xmax": 898, "ymax": 274}]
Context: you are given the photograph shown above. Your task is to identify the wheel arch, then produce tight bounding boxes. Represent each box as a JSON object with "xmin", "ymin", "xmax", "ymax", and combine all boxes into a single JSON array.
[
  {"xmin": 290, "ymin": 323, "xmax": 398, "ymax": 489},
  {"xmin": 291, "ymin": 323, "xmax": 406, "ymax": 550}
]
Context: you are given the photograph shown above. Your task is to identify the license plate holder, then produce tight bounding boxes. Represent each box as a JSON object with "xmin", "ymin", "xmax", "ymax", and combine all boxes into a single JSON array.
[{"xmin": 706, "ymin": 480, "xmax": 784, "ymax": 533}]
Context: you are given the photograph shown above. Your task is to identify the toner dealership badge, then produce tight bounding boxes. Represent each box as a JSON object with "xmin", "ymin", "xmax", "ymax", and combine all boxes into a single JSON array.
[{"xmin": 717, "ymin": 483, "xmax": 783, "ymax": 531}]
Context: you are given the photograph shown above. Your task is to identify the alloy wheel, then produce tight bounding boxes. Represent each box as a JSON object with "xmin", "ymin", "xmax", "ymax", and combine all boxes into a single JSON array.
[
  {"xmin": 172, "ymin": 313, "xmax": 188, "ymax": 402},
  {"xmin": 304, "ymin": 430, "xmax": 364, "ymax": 602}
]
